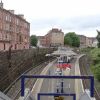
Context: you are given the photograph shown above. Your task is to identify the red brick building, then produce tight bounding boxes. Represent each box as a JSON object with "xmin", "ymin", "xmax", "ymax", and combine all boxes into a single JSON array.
[
  {"xmin": 37, "ymin": 36, "xmax": 46, "ymax": 47},
  {"xmin": 0, "ymin": 1, "xmax": 30, "ymax": 51},
  {"xmin": 37, "ymin": 28, "xmax": 64, "ymax": 47}
]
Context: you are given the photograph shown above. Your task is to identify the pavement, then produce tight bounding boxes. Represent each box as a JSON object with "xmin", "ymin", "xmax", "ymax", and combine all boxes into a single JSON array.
[
  {"xmin": 75, "ymin": 54, "xmax": 85, "ymax": 100},
  {"xmin": 31, "ymin": 60, "xmax": 57, "ymax": 100},
  {"xmin": 33, "ymin": 59, "xmax": 76, "ymax": 100}
]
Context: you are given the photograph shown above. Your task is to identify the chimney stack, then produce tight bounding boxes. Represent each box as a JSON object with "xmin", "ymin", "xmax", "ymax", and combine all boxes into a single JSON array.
[
  {"xmin": 8, "ymin": 10, "xmax": 15, "ymax": 14},
  {"xmin": 0, "ymin": 0, "xmax": 3, "ymax": 8},
  {"xmin": 18, "ymin": 14, "xmax": 24, "ymax": 19}
]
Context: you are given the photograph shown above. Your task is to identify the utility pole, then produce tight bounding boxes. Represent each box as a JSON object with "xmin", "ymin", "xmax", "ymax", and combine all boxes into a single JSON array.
[{"xmin": 8, "ymin": 45, "xmax": 13, "ymax": 68}]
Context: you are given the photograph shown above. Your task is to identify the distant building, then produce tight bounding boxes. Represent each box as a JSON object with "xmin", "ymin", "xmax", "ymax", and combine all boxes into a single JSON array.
[
  {"xmin": 78, "ymin": 35, "xmax": 87, "ymax": 48},
  {"xmin": 92, "ymin": 39, "xmax": 98, "ymax": 48},
  {"xmin": 38, "ymin": 28, "xmax": 64, "ymax": 47},
  {"xmin": 46, "ymin": 28, "xmax": 64, "ymax": 47},
  {"xmin": 0, "ymin": 1, "xmax": 30, "ymax": 51},
  {"xmin": 86, "ymin": 37, "xmax": 93, "ymax": 47},
  {"xmin": 78, "ymin": 35, "xmax": 97, "ymax": 48},
  {"xmin": 37, "ymin": 36, "xmax": 46, "ymax": 47}
]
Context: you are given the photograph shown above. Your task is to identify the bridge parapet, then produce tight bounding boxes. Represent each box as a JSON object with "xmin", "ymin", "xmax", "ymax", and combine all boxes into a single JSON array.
[{"xmin": 79, "ymin": 89, "xmax": 96, "ymax": 100}]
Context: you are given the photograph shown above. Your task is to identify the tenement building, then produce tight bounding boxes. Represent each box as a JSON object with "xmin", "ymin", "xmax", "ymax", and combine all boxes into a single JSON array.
[
  {"xmin": 38, "ymin": 28, "xmax": 64, "ymax": 47},
  {"xmin": 78, "ymin": 35, "xmax": 97, "ymax": 48},
  {"xmin": 0, "ymin": 1, "xmax": 30, "ymax": 51},
  {"xmin": 46, "ymin": 28, "xmax": 64, "ymax": 47}
]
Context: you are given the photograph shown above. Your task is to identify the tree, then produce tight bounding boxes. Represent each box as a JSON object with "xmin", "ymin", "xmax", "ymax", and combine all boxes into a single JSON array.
[
  {"xmin": 30, "ymin": 35, "xmax": 38, "ymax": 46},
  {"xmin": 64, "ymin": 32, "xmax": 80, "ymax": 47},
  {"xmin": 92, "ymin": 64, "xmax": 100, "ymax": 82},
  {"xmin": 96, "ymin": 30, "xmax": 100, "ymax": 48}
]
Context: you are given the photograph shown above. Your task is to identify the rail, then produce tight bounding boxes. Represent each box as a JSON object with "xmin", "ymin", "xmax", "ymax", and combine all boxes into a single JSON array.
[
  {"xmin": 3, "ymin": 58, "xmax": 55, "ymax": 100},
  {"xmin": 79, "ymin": 55, "xmax": 100, "ymax": 100}
]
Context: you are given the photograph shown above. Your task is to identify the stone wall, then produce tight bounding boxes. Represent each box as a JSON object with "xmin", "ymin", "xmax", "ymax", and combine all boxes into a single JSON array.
[
  {"xmin": 0, "ymin": 48, "xmax": 54, "ymax": 91},
  {"xmin": 79, "ymin": 55, "xmax": 92, "ymax": 75}
]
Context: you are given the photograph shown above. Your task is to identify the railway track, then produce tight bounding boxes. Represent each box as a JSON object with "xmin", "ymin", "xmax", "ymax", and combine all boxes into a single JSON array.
[
  {"xmin": 79, "ymin": 56, "xmax": 100, "ymax": 100},
  {"xmin": 3, "ymin": 59, "xmax": 54, "ymax": 100}
]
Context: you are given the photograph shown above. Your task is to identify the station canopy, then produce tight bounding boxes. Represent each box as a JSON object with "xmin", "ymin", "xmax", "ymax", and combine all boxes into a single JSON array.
[{"xmin": 51, "ymin": 49, "xmax": 77, "ymax": 56}]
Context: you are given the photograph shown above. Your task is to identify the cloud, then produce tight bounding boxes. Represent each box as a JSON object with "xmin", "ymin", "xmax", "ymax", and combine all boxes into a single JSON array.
[
  {"xmin": 31, "ymin": 14, "xmax": 100, "ymax": 34},
  {"xmin": 30, "ymin": 15, "xmax": 99, "ymax": 37},
  {"xmin": 60, "ymin": 15, "xmax": 100, "ymax": 30}
]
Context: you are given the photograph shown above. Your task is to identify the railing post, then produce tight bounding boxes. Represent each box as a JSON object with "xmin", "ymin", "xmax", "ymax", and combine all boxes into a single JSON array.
[
  {"xmin": 21, "ymin": 76, "xmax": 25, "ymax": 96},
  {"xmin": 90, "ymin": 76, "xmax": 94, "ymax": 97},
  {"xmin": 61, "ymin": 80, "xmax": 64, "ymax": 93}
]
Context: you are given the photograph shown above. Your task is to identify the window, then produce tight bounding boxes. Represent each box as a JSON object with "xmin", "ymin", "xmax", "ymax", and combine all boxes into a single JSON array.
[
  {"xmin": 5, "ymin": 34, "xmax": 7, "ymax": 39},
  {"xmin": 5, "ymin": 23, "xmax": 10, "ymax": 31},
  {"xmin": 19, "ymin": 35, "xmax": 22, "ymax": 43},
  {"xmin": 16, "ymin": 19, "xmax": 19, "ymax": 25},
  {"xmin": 4, "ymin": 43, "xmax": 5, "ymax": 50},
  {"xmin": 6, "ymin": 16, "xmax": 7, "ymax": 21},
  {"xmin": 15, "ymin": 44, "xmax": 17, "ymax": 49},
  {"xmin": 5, "ymin": 15, "xmax": 10, "ymax": 21},
  {"xmin": 9, "ymin": 16, "xmax": 11, "ymax": 22}
]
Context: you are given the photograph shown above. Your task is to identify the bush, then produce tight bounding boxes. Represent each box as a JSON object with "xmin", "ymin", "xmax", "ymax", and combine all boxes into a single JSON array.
[
  {"xmin": 98, "ymin": 53, "xmax": 100, "ymax": 57},
  {"xmin": 93, "ymin": 58, "xmax": 100, "ymax": 65},
  {"xmin": 92, "ymin": 64, "xmax": 100, "ymax": 82},
  {"xmin": 80, "ymin": 47, "xmax": 93, "ymax": 54},
  {"xmin": 90, "ymin": 48, "xmax": 100, "ymax": 59}
]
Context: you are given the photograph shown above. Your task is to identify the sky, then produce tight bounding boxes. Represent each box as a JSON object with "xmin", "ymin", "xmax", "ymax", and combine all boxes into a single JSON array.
[{"xmin": 2, "ymin": 0, "xmax": 100, "ymax": 37}]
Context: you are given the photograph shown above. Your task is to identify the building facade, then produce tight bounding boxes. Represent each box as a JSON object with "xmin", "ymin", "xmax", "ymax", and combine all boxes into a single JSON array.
[
  {"xmin": 37, "ymin": 36, "xmax": 46, "ymax": 47},
  {"xmin": 78, "ymin": 35, "xmax": 97, "ymax": 48},
  {"xmin": 47, "ymin": 28, "xmax": 64, "ymax": 47},
  {"xmin": 78, "ymin": 35, "xmax": 87, "ymax": 48},
  {"xmin": 0, "ymin": 1, "xmax": 30, "ymax": 51},
  {"xmin": 92, "ymin": 38, "xmax": 98, "ymax": 48},
  {"xmin": 86, "ymin": 37, "xmax": 93, "ymax": 47},
  {"xmin": 38, "ymin": 28, "xmax": 64, "ymax": 47}
]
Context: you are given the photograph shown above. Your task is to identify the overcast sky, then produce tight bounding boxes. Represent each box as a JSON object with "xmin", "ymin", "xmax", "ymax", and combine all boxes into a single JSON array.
[{"xmin": 3, "ymin": 0, "xmax": 100, "ymax": 37}]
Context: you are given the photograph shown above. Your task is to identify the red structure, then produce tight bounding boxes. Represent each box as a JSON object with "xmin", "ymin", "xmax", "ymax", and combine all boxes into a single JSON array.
[
  {"xmin": 57, "ymin": 63, "xmax": 72, "ymax": 69},
  {"xmin": 0, "ymin": 1, "xmax": 30, "ymax": 51}
]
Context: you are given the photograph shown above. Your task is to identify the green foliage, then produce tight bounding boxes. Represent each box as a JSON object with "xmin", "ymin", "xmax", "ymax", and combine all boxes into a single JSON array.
[
  {"xmin": 90, "ymin": 48, "xmax": 100, "ymax": 60},
  {"xmin": 64, "ymin": 32, "xmax": 80, "ymax": 47},
  {"xmin": 30, "ymin": 35, "xmax": 38, "ymax": 46},
  {"xmin": 92, "ymin": 64, "xmax": 100, "ymax": 82},
  {"xmin": 96, "ymin": 30, "xmax": 100, "ymax": 48},
  {"xmin": 64, "ymin": 36, "xmax": 72, "ymax": 45},
  {"xmin": 90, "ymin": 48, "xmax": 100, "ymax": 65},
  {"xmin": 90, "ymin": 48, "xmax": 100, "ymax": 81},
  {"xmin": 80, "ymin": 47, "xmax": 94, "ymax": 54}
]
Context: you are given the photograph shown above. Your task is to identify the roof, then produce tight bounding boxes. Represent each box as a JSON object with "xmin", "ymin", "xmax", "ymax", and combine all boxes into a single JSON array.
[
  {"xmin": 0, "ymin": 6, "xmax": 29, "ymax": 24},
  {"xmin": 52, "ymin": 49, "xmax": 77, "ymax": 56},
  {"xmin": 48, "ymin": 28, "xmax": 64, "ymax": 34}
]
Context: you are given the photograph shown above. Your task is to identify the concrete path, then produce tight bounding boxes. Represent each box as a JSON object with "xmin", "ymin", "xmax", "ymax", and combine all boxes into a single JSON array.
[
  {"xmin": 75, "ymin": 54, "xmax": 85, "ymax": 100},
  {"xmin": 31, "ymin": 60, "xmax": 56, "ymax": 100},
  {"xmin": 30, "ymin": 54, "xmax": 85, "ymax": 100}
]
